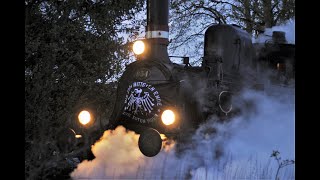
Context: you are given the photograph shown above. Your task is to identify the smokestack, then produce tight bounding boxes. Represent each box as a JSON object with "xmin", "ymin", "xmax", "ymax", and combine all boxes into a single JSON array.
[
  {"xmin": 146, "ymin": 0, "xmax": 170, "ymax": 62},
  {"xmin": 272, "ymin": 31, "xmax": 287, "ymax": 44}
]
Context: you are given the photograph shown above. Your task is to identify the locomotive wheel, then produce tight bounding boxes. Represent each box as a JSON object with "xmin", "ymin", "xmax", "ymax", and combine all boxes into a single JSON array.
[{"xmin": 138, "ymin": 128, "xmax": 162, "ymax": 157}]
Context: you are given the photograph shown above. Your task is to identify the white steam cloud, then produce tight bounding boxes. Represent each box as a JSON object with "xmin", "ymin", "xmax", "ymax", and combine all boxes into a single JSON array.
[
  {"xmin": 254, "ymin": 18, "xmax": 295, "ymax": 44},
  {"xmin": 70, "ymin": 126, "xmax": 146, "ymax": 179},
  {"xmin": 71, "ymin": 86, "xmax": 294, "ymax": 180}
]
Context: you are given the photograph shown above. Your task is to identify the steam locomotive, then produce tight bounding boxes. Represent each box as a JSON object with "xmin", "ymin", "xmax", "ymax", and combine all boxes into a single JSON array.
[
  {"xmin": 107, "ymin": 0, "xmax": 260, "ymax": 157},
  {"xmin": 65, "ymin": 0, "xmax": 295, "ymax": 158}
]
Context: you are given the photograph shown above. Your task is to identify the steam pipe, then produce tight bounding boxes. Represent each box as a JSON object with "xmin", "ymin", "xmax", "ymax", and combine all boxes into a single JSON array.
[{"xmin": 145, "ymin": 0, "xmax": 170, "ymax": 62}]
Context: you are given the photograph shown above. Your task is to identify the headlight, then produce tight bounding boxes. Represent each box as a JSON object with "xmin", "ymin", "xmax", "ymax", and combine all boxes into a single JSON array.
[
  {"xmin": 78, "ymin": 110, "xmax": 91, "ymax": 125},
  {"xmin": 132, "ymin": 40, "xmax": 145, "ymax": 55},
  {"xmin": 161, "ymin": 109, "xmax": 175, "ymax": 126}
]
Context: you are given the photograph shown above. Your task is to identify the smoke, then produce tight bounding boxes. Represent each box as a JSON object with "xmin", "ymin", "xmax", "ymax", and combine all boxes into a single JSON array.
[
  {"xmin": 182, "ymin": 87, "xmax": 295, "ymax": 180},
  {"xmin": 70, "ymin": 126, "xmax": 146, "ymax": 179},
  {"xmin": 71, "ymin": 87, "xmax": 294, "ymax": 179},
  {"xmin": 254, "ymin": 18, "xmax": 295, "ymax": 44}
]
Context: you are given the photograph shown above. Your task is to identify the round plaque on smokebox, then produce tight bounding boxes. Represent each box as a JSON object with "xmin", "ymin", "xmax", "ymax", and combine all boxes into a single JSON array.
[{"xmin": 138, "ymin": 128, "xmax": 162, "ymax": 157}]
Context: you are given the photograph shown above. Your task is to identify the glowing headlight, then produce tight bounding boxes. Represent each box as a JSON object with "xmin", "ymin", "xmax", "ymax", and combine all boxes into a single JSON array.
[
  {"xmin": 78, "ymin": 110, "xmax": 91, "ymax": 125},
  {"xmin": 161, "ymin": 110, "xmax": 175, "ymax": 126},
  {"xmin": 132, "ymin": 40, "xmax": 145, "ymax": 55}
]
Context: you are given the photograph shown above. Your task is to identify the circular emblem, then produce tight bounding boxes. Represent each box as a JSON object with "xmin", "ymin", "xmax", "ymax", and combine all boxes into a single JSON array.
[
  {"xmin": 122, "ymin": 82, "xmax": 162, "ymax": 123},
  {"xmin": 134, "ymin": 68, "xmax": 150, "ymax": 80}
]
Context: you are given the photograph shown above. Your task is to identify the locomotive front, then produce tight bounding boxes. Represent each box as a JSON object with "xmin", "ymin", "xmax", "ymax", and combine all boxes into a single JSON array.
[
  {"xmin": 108, "ymin": 0, "xmax": 183, "ymax": 157},
  {"xmin": 71, "ymin": 0, "xmax": 258, "ymax": 158},
  {"xmin": 106, "ymin": 0, "xmax": 258, "ymax": 157}
]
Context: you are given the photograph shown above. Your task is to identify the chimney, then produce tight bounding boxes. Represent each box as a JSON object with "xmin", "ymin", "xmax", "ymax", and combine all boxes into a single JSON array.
[
  {"xmin": 272, "ymin": 31, "xmax": 287, "ymax": 44},
  {"xmin": 145, "ymin": 0, "xmax": 170, "ymax": 62}
]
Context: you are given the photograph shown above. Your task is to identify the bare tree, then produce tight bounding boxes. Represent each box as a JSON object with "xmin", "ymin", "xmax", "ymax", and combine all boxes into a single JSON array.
[
  {"xmin": 230, "ymin": 0, "xmax": 295, "ymax": 32},
  {"xmin": 168, "ymin": 0, "xmax": 295, "ymax": 64},
  {"xmin": 169, "ymin": 0, "xmax": 230, "ymax": 64}
]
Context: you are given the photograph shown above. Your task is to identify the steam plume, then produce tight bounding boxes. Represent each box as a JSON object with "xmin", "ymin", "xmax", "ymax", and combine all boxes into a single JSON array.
[
  {"xmin": 254, "ymin": 18, "xmax": 295, "ymax": 44},
  {"xmin": 71, "ymin": 126, "xmax": 146, "ymax": 179},
  {"xmin": 71, "ymin": 86, "xmax": 294, "ymax": 179}
]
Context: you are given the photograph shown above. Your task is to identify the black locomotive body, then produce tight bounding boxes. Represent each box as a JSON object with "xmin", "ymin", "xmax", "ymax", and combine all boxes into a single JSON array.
[
  {"xmin": 106, "ymin": 0, "xmax": 260, "ymax": 157},
  {"xmin": 109, "ymin": 25, "xmax": 256, "ymax": 128},
  {"xmin": 67, "ymin": 0, "xmax": 294, "ymax": 158}
]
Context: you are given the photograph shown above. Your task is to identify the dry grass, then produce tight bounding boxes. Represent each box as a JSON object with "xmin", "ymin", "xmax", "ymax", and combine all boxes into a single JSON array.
[{"xmin": 87, "ymin": 150, "xmax": 295, "ymax": 180}]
